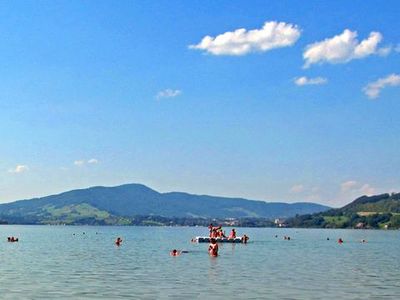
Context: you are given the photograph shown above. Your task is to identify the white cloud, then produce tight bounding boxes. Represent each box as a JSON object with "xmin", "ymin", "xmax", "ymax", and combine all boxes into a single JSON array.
[
  {"xmin": 359, "ymin": 184, "xmax": 375, "ymax": 196},
  {"xmin": 74, "ymin": 160, "xmax": 85, "ymax": 166},
  {"xmin": 189, "ymin": 21, "xmax": 301, "ymax": 56},
  {"xmin": 156, "ymin": 89, "xmax": 182, "ymax": 99},
  {"xmin": 363, "ymin": 73, "xmax": 400, "ymax": 99},
  {"xmin": 290, "ymin": 184, "xmax": 304, "ymax": 194},
  {"xmin": 311, "ymin": 186, "xmax": 320, "ymax": 193},
  {"xmin": 340, "ymin": 180, "xmax": 376, "ymax": 196},
  {"xmin": 377, "ymin": 46, "xmax": 392, "ymax": 56},
  {"xmin": 303, "ymin": 29, "xmax": 389, "ymax": 68},
  {"xmin": 294, "ymin": 76, "xmax": 327, "ymax": 86},
  {"xmin": 74, "ymin": 158, "xmax": 99, "ymax": 166},
  {"xmin": 341, "ymin": 180, "xmax": 358, "ymax": 192},
  {"xmin": 8, "ymin": 165, "xmax": 29, "ymax": 173}
]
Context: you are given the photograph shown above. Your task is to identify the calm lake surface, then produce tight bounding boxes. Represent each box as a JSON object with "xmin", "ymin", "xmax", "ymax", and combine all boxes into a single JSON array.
[{"xmin": 0, "ymin": 226, "xmax": 399, "ymax": 299}]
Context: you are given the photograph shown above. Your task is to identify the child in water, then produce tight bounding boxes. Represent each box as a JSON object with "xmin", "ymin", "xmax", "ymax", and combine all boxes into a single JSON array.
[
  {"xmin": 242, "ymin": 234, "xmax": 249, "ymax": 244},
  {"xmin": 208, "ymin": 238, "xmax": 218, "ymax": 257},
  {"xmin": 170, "ymin": 249, "xmax": 181, "ymax": 256},
  {"xmin": 115, "ymin": 237, "xmax": 123, "ymax": 246}
]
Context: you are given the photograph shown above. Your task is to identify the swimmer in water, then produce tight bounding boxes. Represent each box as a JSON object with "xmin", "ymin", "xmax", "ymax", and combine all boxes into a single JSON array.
[
  {"xmin": 242, "ymin": 234, "xmax": 249, "ymax": 244},
  {"xmin": 115, "ymin": 237, "xmax": 123, "ymax": 246},
  {"xmin": 208, "ymin": 238, "xmax": 219, "ymax": 257},
  {"xmin": 170, "ymin": 249, "xmax": 181, "ymax": 256},
  {"xmin": 338, "ymin": 238, "xmax": 343, "ymax": 244}
]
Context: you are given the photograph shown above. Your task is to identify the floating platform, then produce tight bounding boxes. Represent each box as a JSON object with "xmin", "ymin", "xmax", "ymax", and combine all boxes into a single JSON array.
[{"xmin": 194, "ymin": 236, "xmax": 244, "ymax": 243}]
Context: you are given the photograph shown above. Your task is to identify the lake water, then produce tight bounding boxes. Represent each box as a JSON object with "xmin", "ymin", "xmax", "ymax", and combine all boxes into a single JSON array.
[{"xmin": 0, "ymin": 226, "xmax": 399, "ymax": 299}]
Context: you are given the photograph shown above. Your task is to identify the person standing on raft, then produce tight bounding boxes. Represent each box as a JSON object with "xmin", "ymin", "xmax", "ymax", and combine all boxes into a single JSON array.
[
  {"xmin": 228, "ymin": 229, "xmax": 236, "ymax": 239},
  {"xmin": 208, "ymin": 238, "xmax": 218, "ymax": 257}
]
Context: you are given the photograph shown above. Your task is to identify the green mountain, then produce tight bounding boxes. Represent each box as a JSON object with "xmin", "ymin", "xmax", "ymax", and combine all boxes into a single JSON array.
[
  {"xmin": 286, "ymin": 193, "xmax": 400, "ymax": 229},
  {"xmin": 0, "ymin": 183, "xmax": 329, "ymax": 225}
]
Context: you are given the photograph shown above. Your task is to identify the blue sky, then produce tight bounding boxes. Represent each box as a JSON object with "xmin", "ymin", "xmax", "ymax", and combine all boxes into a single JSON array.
[{"xmin": 1, "ymin": 0, "xmax": 399, "ymax": 206}]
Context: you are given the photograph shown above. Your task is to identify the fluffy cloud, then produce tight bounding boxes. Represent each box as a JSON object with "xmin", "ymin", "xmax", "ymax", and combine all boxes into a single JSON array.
[
  {"xmin": 294, "ymin": 76, "xmax": 327, "ymax": 86},
  {"xmin": 74, "ymin": 159, "xmax": 99, "ymax": 166},
  {"xmin": 359, "ymin": 184, "xmax": 375, "ymax": 196},
  {"xmin": 156, "ymin": 89, "xmax": 182, "ymax": 99},
  {"xmin": 74, "ymin": 160, "xmax": 85, "ymax": 166},
  {"xmin": 8, "ymin": 165, "xmax": 29, "ymax": 173},
  {"xmin": 87, "ymin": 158, "xmax": 99, "ymax": 164},
  {"xmin": 303, "ymin": 30, "xmax": 389, "ymax": 68},
  {"xmin": 363, "ymin": 73, "xmax": 400, "ymax": 99},
  {"xmin": 189, "ymin": 21, "xmax": 301, "ymax": 56},
  {"xmin": 340, "ymin": 180, "xmax": 375, "ymax": 196},
  {"xmin": 341, "ymin": 180, "xmax": 358, "ymax": 192},
  {"xmin": 290, "ymin": 184, "xmax": 304, "ymax": 194}
]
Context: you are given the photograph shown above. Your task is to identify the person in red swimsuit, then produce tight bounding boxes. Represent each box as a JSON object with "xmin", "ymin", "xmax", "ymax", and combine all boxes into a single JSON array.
[
  {"xmin": 228, "ymin": 229, "xmax": 236, "ymax": 239},
  {"xmin": 208, "ymin": 238, "xmax": 219, "ymax": 257}
]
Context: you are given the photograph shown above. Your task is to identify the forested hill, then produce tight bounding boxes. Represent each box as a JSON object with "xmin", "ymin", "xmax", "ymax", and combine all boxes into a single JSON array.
[
  {"xmin": 0, "ymin": 183, "xmax": 329, "ymax": 225},
  {"xmin": 286, "ymin": 193, "xmax": 400, "ymax": 229}
]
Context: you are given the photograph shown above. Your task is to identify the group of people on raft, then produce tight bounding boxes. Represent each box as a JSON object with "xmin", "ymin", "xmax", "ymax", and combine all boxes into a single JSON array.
[
  {"xmin": 206, "ymin": 224, "xmax": 249, "ymax": 256},
  {"xmin": 171, "ymin": 224, "xmax": 250, "ymax": 257},
  {"xmin": 208, "ymin": 224, "xmax": 249, "ymax": 242}
]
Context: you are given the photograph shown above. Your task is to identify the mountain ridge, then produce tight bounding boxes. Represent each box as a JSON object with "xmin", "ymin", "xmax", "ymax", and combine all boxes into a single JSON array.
[
  {"xmin": 286, "ymin": 192, "xmax": 400, "ymax": 229},
  {"xmin": 0, "ymin": 183, "xmax": 330, "ymax": 225}
]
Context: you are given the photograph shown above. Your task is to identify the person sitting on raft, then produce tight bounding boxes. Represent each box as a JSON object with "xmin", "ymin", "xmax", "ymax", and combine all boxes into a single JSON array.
[
  {"xmin": 228, "ymin": 229, "xmax": 236, "ymax": 239},
  {"xmin": 115, "ymin": 237, "xmax": 123, "ymax": 246},
  {"xmin": 217, "ymin": 227, "xmax": 226, "ymax": 238},
  {"xmin": 208, "ymin": 238, "xmax": 219, "ymax": 257}
]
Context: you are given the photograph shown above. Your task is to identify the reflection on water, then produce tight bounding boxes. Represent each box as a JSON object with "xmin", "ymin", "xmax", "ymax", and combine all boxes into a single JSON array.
[
  {"xmin": 0, "ymin": 226, "xmax": 399, "ymax": 299},
  {"xmin": 208, "ymin": 255, "xmax": 219, "ymax": 283}
]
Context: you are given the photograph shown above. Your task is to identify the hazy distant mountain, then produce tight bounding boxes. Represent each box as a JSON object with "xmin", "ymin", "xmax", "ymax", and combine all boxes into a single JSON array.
[
  {"xmin": 0, "ymin": 183, "xmax": 329, "ymax": 225},
  {"xmin": 286, "ymin": 193, "xmax": 400, "ymax": 229}
]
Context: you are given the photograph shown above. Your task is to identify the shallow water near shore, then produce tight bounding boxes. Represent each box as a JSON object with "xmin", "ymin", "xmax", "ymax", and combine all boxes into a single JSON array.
[{"xmin": 0, "ymin": 226, "xmax": 399, "ymax": 299}]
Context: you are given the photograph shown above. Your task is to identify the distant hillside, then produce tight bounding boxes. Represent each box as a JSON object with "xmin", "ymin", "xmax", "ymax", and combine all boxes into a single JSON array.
[
  {"xmin": 0, "ymin": 183, "xmax": 329, "ymax": 225},
  {"xmin": 286, "ymin": 193, "xmax": 400, "ymax": 229}
]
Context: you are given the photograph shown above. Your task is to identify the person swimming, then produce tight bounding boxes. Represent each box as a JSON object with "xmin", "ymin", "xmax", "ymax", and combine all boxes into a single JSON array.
[
  {"xmin": 208, "ymin": 238, "xmax": 219, "ymax": 257},
  {"xmin": 338, "ymin": 238, "xmax": 343, "ymax": 244},
  {"xmin": 170, "ymin": 249, "xmax": 181, "ymax": 256},
  {"xmin": 115, "ymin": 237, "xmax": 123, "ymax": 246},
  {"xmin": 242, "ymin": 234, "xmax": 249, "ymax": 244}
]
